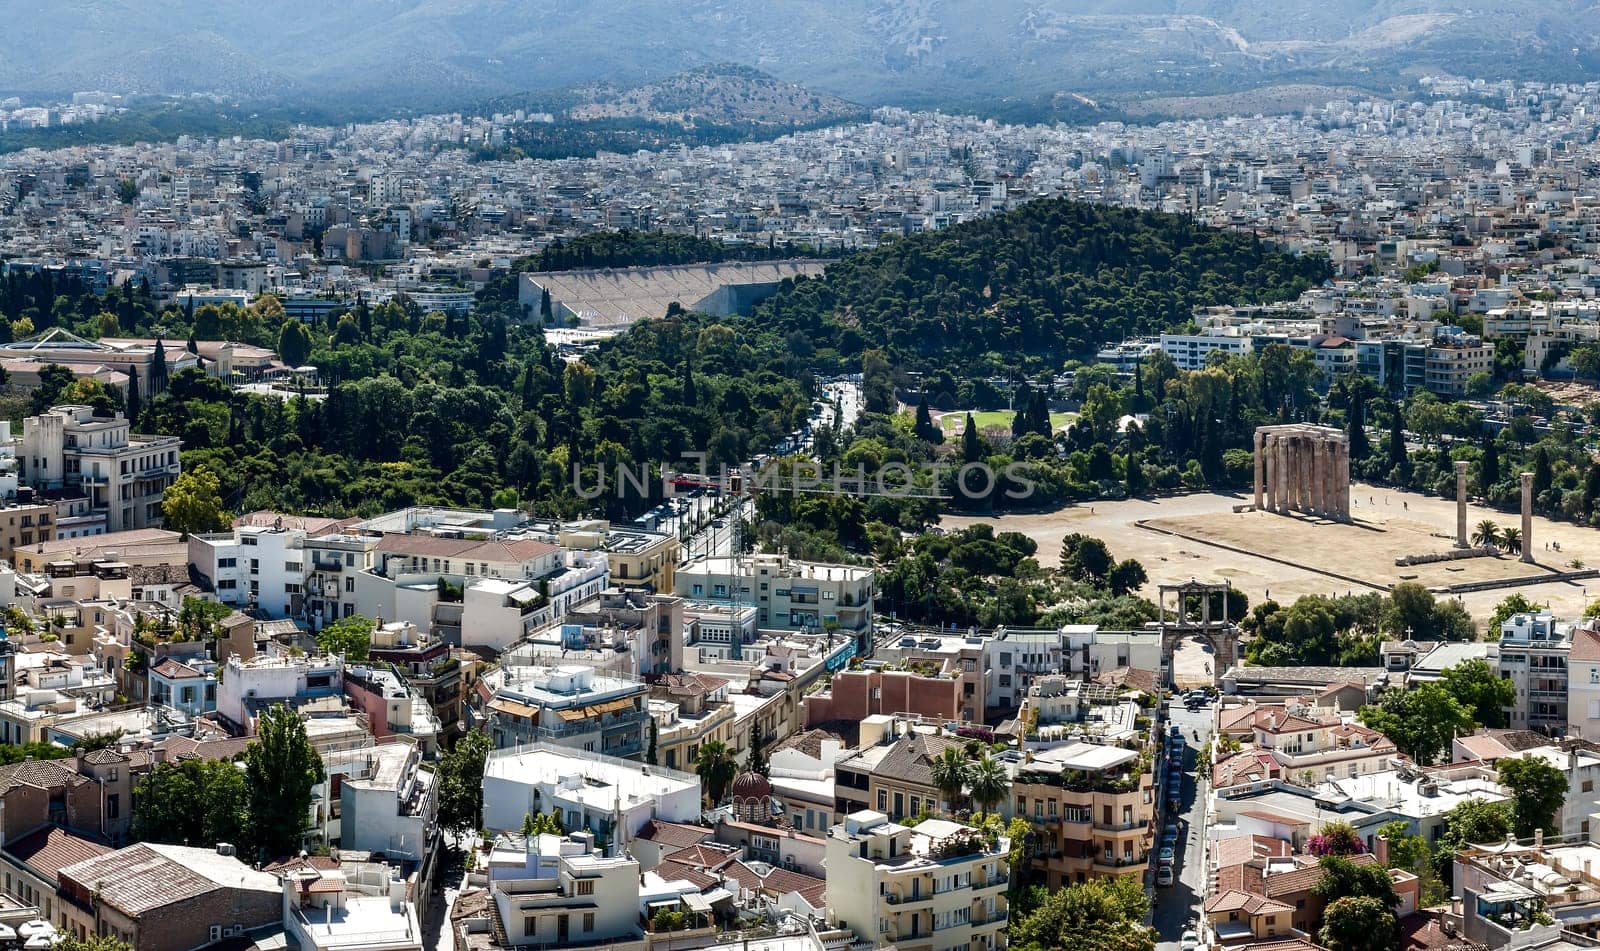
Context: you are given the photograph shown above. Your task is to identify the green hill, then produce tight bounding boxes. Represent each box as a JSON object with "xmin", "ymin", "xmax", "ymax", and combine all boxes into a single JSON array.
[{"xmin": 755, "ymin": 199, "xmax": 1330, "ymax": 374}]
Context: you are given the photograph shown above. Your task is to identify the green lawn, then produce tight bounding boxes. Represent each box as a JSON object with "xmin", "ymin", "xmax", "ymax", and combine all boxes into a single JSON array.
[{"xmin": 937, "ymin": 409, "xmax": 1075, "ymax": 434}]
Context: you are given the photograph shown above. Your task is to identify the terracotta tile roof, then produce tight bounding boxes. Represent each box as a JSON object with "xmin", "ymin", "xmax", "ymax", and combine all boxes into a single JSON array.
[
  {"xmin": 725, "ymin": 860, "xmax": 825, "ymax": 904},
  {"xmin": 374, "ymin": 533, "xmax": 558, "ymax": 563},
  {"xmin": 1204, "ymin": 889, "xmax": 1295, "ymax": 915},
  {"xmin": 1213, "ymin": 835, "xmax": 1293, "ymax": 870},
  {"xmin": 154, "ymin": 735, "xmax": 251, "ymax": 763},
  {"xmin": 653, "ymin": 859, "xmax": 719, "ymax": 890},
  {"xmin": 1213, "ymin": 750, "xmax": 1283, "ymax": 788},
  {"xmin": 234, "ymin": 511, "xmax": 357, "ymax": 537},
  {"xmin": 151, "ymin": 658, "xmax": 205, "ymax": 679},
  {"xmin": 1263, "ymin": 853, "xmax": 1379, "ymax": 898},
  {"xmin": 1399, "ymin": 911, "xmax": 1477, "ymax": 951},
  {"xmin": 58, "ymin": 843, "xmax": 278, "ymax": 916},
  {"xmin": 666, "ymin": 843, "xmax": 740, "ymax": 871},
  {"xmin": 3, "ymin": 825, "xmax": 111, "ymax": 883},
  {"xmin": 1571, "ymin": 626, "xmax": 1600, "ymax": 663},
  {"xmin": 1094, "ymin": 666, "xmax": 1157, "ymax": 695},
  {"xmin": 866, "ymin": 732, "xmax": 969, "ymax": 789},
  {"xmin": 637, "ymin": 820, "xmax": 712, "ymax": 851},
  {"xmin": 0, "ymin": 759, "xmax": 86, "ymax": 795},
  {"xmin": 771, "ymin": 728, "xmax": 846, "ymax": 758}
]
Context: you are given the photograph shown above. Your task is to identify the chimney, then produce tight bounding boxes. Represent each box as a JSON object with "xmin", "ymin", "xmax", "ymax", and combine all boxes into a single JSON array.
[{"xmin": 1535, "ymin": 828, "xmax": 1544, "ymax": 848}]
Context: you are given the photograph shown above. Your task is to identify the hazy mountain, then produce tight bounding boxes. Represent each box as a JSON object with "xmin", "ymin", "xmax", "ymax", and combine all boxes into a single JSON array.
[{"xmin": 3, "ymin": 1, "xmax": 1598, "ymax": 110}]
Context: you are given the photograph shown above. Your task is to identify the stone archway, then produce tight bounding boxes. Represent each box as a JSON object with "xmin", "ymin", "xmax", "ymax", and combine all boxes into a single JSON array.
[{"xmin": 1157, "ymin": 579, "xmax": 1240, "ymax": 686}]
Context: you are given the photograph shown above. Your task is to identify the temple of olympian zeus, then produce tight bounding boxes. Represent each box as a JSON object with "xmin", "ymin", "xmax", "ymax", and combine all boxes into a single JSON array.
[{"xmin": 1252, "ymin": 424, "xmax": 1351, "ymax": 520}]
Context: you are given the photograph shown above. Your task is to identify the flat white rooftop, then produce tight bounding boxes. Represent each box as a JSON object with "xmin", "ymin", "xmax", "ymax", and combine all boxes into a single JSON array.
[{"xmin": 1031, "ymin": 742, "xmax": 1140, "ymax": 773}]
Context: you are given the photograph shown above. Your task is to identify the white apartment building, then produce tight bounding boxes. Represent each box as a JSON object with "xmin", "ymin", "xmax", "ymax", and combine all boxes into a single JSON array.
[
  {"xmin": 280, "ymin": 862, "xmax": 423, "ymax": 951},
  {"xmin": 825, "ymin": 811, "xmax": 1009, "ymax": 951},
  {"xmin": 316, "ymin": 741, "xmax": 437, "ymax": 862},
  {"xmin": 480, "ymin": 665, "xmax": 649, "ymax": 759},
  {"xmin": 1570, "ymin": 625, "xmax": 1600, "ymax": 741},
  {"xmin": 216, "ymin": 652, "xmax": 345, "ymax": 733},
  {"xmin": 490, "ymin": 839, "xmax": 643, "ymax": 951},
  {"xmin": 1159, "ymin": 329, "xmax": 1252, "ymax": 370},
  {"xmin": 17, "ymin": 405, "xmax": 181, "ymax": 532},
  {"xmin": 481, "ymin": 744, "xmax": 700, "ymax": 847},
  {"xmin": 189, "ymin": 523, "xmax": 307, "ymax": 618},
  {"xmin": 353, "ymin": 534, "xmax": 609, "ymax": 650},
  {"xmin": 1498, "ymin": 611, "xmax": 1570, "ymax": 734},
  {"xmin": 303, "ymin": 532, "xmax": 381, "ymax": 627},
  {"xmin": 674, "ymin": 553, "xmax": 874, "ymax": 639}
]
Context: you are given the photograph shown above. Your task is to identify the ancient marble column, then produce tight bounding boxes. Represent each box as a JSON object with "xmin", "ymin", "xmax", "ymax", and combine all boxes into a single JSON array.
[
  {"xmin": 1331, "ymin": 441, "xmax": 1344, "ymax": 518},
  {"xmin": 1275, "ymin": 437, "xmax": 1290, "ymax": 514},
  {"xmin": 1254, "ymin": 430, "xmax": 1266, "ymax": 510},
  {"xmin": 1455, "ymin": 460, "xmax": 1470, "ymax": 548},
  {"xmin": 1521, "ymin": 472, "xmax": 1535, "ymax": 564}
]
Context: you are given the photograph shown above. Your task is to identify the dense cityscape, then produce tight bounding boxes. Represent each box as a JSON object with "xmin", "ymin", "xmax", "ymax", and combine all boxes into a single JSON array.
[{"xmin": 6, "ymin": 18, "xmax": 1600, "ymax": 951}]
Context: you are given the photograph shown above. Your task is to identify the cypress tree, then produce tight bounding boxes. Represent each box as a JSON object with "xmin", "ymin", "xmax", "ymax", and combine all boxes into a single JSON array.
[
  {"xmin": 1011, "ymin": 382, "xmax": 1033, "ymax": 440},
  {"xmin": 1347, "ymin": 385, "xmax": 1369, "ymax": 460},
  {"xmin": 682, "ymin": 361, "xmax": 697, "ymax": 404},
  {"xmin": 961, "ymin": 413, "xmax": 985, "ymax": 463},
  {"xmin": 1480, "ymin": 431, "xmax": 1500, "ymax": 494},
  {"xmin": 1133, "ymin": 362, "xmax": 1146, "ymax": 412},
  {"xmin": 1533, "ymin": 446, "xmax": 1552, "ymax": 498},
  {"xmin": 1029, "ymin": 388, "xmax": 1052, "ymax": 438},
  {"xmin": 1389, "ymin": 409, "xmax": 1410, "ymax": 482},
  {"xmin": 914, "ymin": 394, "xmax": 936, "ymax": 442},
  {"xmin": 1585, "ymin": 462, "xmax": 1600, "ymax": 520},
  {"xmin": 125, "ymin": 365, "xmax": 141, "ymax": 428},
  {"xmin": 151, "ymin": 338, "xmax": 168, "ymax": 393}
]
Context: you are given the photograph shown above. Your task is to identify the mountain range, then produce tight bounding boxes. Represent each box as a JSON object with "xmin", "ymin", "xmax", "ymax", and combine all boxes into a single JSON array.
[{"xmin": 4, "ymin": 1, "xmax": 1599, "ymax": 111}]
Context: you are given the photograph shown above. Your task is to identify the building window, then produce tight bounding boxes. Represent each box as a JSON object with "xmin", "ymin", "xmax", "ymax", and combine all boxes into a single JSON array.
[
  {"xmin": 583, "ymin": 913, "xmax": 595, "ymax": 932},
  {"xmin": 523, "ymin": 917, "xmax": 536, "ymax": 937},
  {"xmin": 575, "ymin": 879, "xmax": 594, "ymax": 896},
  {"xmin": 107, "ymin": 794, "xmax": 120, "ymax": 818}
]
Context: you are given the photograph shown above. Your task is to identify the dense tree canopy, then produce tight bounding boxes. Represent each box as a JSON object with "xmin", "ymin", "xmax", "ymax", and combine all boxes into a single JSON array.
[
  {"xmin": 245, "ymin": 705, "xmax": 322, "ymax": 860},
  {"xmin": 754, "ymin": 200, "xmax": 1330, "ymax": 374},
  {"xmin": 1009, "ymin": 874, "xmax": 1153, "ymax": 951}
]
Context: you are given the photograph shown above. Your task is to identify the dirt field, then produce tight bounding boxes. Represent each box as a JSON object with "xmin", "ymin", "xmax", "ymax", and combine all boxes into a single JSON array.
[{"xmin": 941, "ymin": 481, "xmax": 1600, "ymax": 627}]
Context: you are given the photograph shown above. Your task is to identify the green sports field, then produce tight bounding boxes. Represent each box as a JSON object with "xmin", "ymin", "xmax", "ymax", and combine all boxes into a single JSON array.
[{"xmin": 937, "ymin": 409, "xmax": 1075, "ymax": 434}]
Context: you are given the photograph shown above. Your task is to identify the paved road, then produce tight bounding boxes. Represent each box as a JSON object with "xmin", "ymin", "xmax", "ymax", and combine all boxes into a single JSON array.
[{"xmin": 1154, "ymin": 700, "xmax": 1216, "ymax": 951}]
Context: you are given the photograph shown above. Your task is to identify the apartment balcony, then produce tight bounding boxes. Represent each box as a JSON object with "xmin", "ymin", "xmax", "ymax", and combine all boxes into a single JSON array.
[
  {"xmin": 604, "ymin": 737, "xmax": 643, "ymax": 759},
  {"xmin": 972, "ymin": 910, "xmax": 1009, "ymax": 927},
  {"xmin": 1094, "ymin": 818, "xmax": 1152, "ymax": 836},
  {"xmin": 1093, "ymin": 853, "xmax": 1146, "ymax": 874},
  {"xmin": 885, "ymin": 889, "xmax": 935, "ymax": 909},
  {"xmin": 968, "ymin": 876, "xmax": 1006, "ymax": 892}
]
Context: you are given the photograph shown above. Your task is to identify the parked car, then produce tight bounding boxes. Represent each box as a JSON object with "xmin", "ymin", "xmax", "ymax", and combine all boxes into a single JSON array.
[
  {"xmin": 1159, "ymin": 846, "xmax": 1176, "ymax": 865},
  {"xmin": 1156, "ymin": 866, "xmax": 1175, "ymax": 886},
  {"xmin": 1181, "ymin": 930, "xmax": 1200, "ymax": 951}
]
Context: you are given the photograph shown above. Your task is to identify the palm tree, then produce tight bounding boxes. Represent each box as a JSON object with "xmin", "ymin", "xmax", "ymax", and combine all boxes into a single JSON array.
[
  {"xmin": 929, "ymin": 746, "xmax": 971, "ymax": 815},
  {"xmin": 695, "ymin": 741, "xmax": 737, "ymax": 805},
  {"xmin": 968, "ymin": 755, "xmax": 1008, "ymax": 815},
  {"xmin": 1472, "ymin": 519, "xmax": 1500, "ymax": 548},
  {"xmin": 1500, "ymin": 526, "xmax": 1523, "ymax": 555}
]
